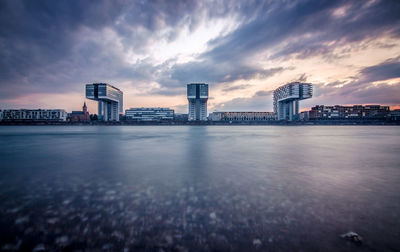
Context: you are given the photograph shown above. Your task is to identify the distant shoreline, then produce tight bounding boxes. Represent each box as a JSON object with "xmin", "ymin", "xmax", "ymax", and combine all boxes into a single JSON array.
[{"xmin": 1, "ymin": 120, "xmax": 399, "ymax": 126}]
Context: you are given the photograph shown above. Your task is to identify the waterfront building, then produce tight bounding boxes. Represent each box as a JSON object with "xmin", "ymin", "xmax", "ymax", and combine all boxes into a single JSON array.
[
  {"xmin": 86, "ymin": 83, "xmax": 123, "ymax": 121},
  {"xmin": 209, "ymin": 112, "xmax": 276, "ymax": 121},
  {"xmin": 391, "ymin": 109, "xmax": 400, "ymax": 121},
  {"xmin": 174, "ymin": 113, "xmax": 188, "ymax": 121},
  {"xmin": 187, "ymin": 83, "xmax": 208, "ymax": 121},
  {"xmin": 308, "ymin": 105, "xmax": 390, "ymax": 120},
  {"xmin": 68, "ymin": 102, "xmax": 90, "ymax": 122},
  {"xmin": 0, "ymin": 110, "xmax": 2, "ymax": 121},
  {"xmin": 1, "ymin": 109, "xmax": 68, "ymax": 121},
  {"xmin": 299, "ymin": 111, "xmax": 310, "ymax": 121},
  {"xmin": 273, "ymin": 82, "xmax": 313, "ymax": 121},
  {"xmin": 125, "ymin": 108, "xmax": 174, "ymax": 121}
]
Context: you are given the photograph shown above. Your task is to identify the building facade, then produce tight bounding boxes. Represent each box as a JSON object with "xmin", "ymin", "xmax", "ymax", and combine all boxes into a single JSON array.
[
  {"xmin": 391, "ymin": 109, "xmax": 400, "ymax": 121},
  {"xmin": 209, "ymin": 112, "xmax": 276, "ymax": 121},
  {"xmin": 273, "ymin": 82, "xmax": 313, "ymax": 121},
  {"xmin": 187, "ymin": 83, "xmax": 208, "ymax": 121},
  {"xmin": 174, "ymin": 113, "xmax": 188, "ymax": 121},
  {"xmin": 68, "ymin": 102, "xmax": 90, "ymax": 122},
  {"xmin": 1, "ymin": 109, "xmax": 68, "ymax": 121},
  {"xmin": 308, "ymin": 105, "xmax": 390, "ymax": 120},
  {"xmin": 86, "ymin": 83, "xmax": 123, "ymax": 121},
  {"xmin": 125, "ymin": 108, "xmax": 174, "ymax": 121},
  {"xmin": 299, "ymin": 111, "xmax": 310, "ymax": 121}
]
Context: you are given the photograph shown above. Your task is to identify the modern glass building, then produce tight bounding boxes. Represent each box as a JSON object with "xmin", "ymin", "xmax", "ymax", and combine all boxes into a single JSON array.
[
  {"xmin": 273, "ymin": 82, "xmax": 312, "ymax": 120},
  {"xmin": 86, "ymin": 83, "xmax": 123, "ymax": 121},
  {"xmin": 125, "ymin": 108, "xmax": 174, "ymax": 121},
  {"xmin": 187, "ymin": 83, "xmax": 208, "ymax": 121}
]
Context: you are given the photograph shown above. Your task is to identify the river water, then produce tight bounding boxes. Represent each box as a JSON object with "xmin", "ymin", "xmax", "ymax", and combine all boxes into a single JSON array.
[{"xmin": 0, "ymin": 126, "xmax": 399, "ymax": 251}]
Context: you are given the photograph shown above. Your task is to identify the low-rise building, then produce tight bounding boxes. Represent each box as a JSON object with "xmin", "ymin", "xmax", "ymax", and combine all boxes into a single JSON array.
[
  {"xmin": 308, "ymin": 105, "xmax": 390, "ymax": 120},
  {"xmin": 1, "ymin": 109, "xmax": 68, "ymax": 121},
  {"xmin": 0, "ymin": 110, "xmax": 3, "ymax": 121},
  {"xmin": 174, "ymin": 113, "xmax": 188, "ymax": 121},
  {"xmin": 209, "ymin": 112, "xmax": 276, "ymax": 121},
  {"xmin": 68, "ymin": 102, "xmax": 90, "ymax": 122},
  {"xmin": 299, "ymin": 111, "xmax": 309, "ymax": 121},
  {"xmin": 390, "ymin": 109, "xmax": 400, "ymax": 121},
  {"xmin": 125, "ymin": 108, "xmax": 174, "ymax": 121}
]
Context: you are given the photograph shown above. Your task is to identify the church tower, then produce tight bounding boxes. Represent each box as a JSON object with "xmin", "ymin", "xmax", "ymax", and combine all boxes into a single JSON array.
[{"xmin": 83, "ymin": 102, "xmax": 87, "ymax": 113}]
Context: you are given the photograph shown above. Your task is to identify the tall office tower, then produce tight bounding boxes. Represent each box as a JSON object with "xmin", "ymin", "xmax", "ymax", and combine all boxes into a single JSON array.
[
  {"xmin": 86, "ymin": 83, "xmax": 123, "ymax": 121},
  {"xmin": 187, "ymin": 83, "xmax": 208, "ymax": 121},
  {"xmin": 273, "ymin": 82, "xmax": 313, "ymax": 121}
]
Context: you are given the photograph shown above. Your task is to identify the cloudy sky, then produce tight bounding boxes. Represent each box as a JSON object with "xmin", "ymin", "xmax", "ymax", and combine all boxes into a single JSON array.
[{"xmin": 0, "ymin": 0, "xmax": 399, "ymax": 113}]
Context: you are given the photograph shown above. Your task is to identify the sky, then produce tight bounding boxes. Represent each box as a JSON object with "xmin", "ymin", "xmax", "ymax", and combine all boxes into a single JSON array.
[{"xmin": 0, "ymin": 0, "xmax": 400, "ymax": 114}]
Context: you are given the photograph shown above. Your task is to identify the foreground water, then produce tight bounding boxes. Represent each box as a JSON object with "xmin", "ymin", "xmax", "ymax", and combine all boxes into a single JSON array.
[{"xmin": 0, "ymin": 126, "xmax": 399, "ymax": 251}]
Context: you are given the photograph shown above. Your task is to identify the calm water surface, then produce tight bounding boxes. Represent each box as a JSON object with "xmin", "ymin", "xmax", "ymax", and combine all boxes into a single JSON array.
[{"xmin": 0, "ymin": 126, "xmax": 399, "ymax": 251}]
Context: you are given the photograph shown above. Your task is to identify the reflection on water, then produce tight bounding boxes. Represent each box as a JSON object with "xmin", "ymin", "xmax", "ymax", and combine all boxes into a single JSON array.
[{"xmin": 0, "ymin": 126, "xmax": 399, "ymax": 251}]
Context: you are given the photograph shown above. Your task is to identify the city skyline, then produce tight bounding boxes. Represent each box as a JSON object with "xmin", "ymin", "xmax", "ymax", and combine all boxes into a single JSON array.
[
  {"xmin": 2, "ymin": 80, "xmax": 397, "ymax": 122},
  {"xmin": 0, "ymin": 1, "xmax": 400, "ymax": 114}
]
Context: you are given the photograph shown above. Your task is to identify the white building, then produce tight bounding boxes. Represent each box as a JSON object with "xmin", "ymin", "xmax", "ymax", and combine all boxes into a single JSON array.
[
  {"xmin": 1, "ymin": 109, "xmax": 68, "ymax": 121},
  {"xmin": 209, "ymin": 112, "xmax": 276, "ymax": 121},
  {"xmin": 125, "ymin": 108, "xmax": 174, "ymax": 121},
  {"xmin": 187, "ymin": 83, "xmax": 208, "ymax": 121}
]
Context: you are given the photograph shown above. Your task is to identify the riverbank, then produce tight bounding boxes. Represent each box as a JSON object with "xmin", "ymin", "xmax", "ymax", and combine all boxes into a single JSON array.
[{"xmin": 1, "ymin": 120, "xmax": 400, "ymax": 126}]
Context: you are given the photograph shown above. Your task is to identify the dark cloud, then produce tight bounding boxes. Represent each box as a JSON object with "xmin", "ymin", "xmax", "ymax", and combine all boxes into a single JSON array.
[
  {"xmin": 0, "ymin": 0, "xmax": 245, "ymax": 99},
  {"xmin": 0, "ymin": 0, "xmax": 127, "ymax": 79},
  {"xmin": 164, "ymin": 63, "xmax": 284, "ymax": 88},
  {"xmin": 207, "ymin": 0, "xmax": 400, "ymax": 61},
  {"xmin": 307, "ymin": 81, "xmax": 400, "ymax": 108},
  {"xmin": 360, "ymin": 56, "xmax": 400, "ymax": 83},
  {"xmin": 303, "ymin": 57, "xmax": 400, "ymax": 107},
  {"xmin": 156, "ymin": 0, "xmax": 400, "ymax": 90},
  {"xmin": 213, "ymin": 57, "xmax": 400, "ymax": 112},
  {"xmin": 0, "ymin": 0, "xmax": 399, "ymax": 109}
]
